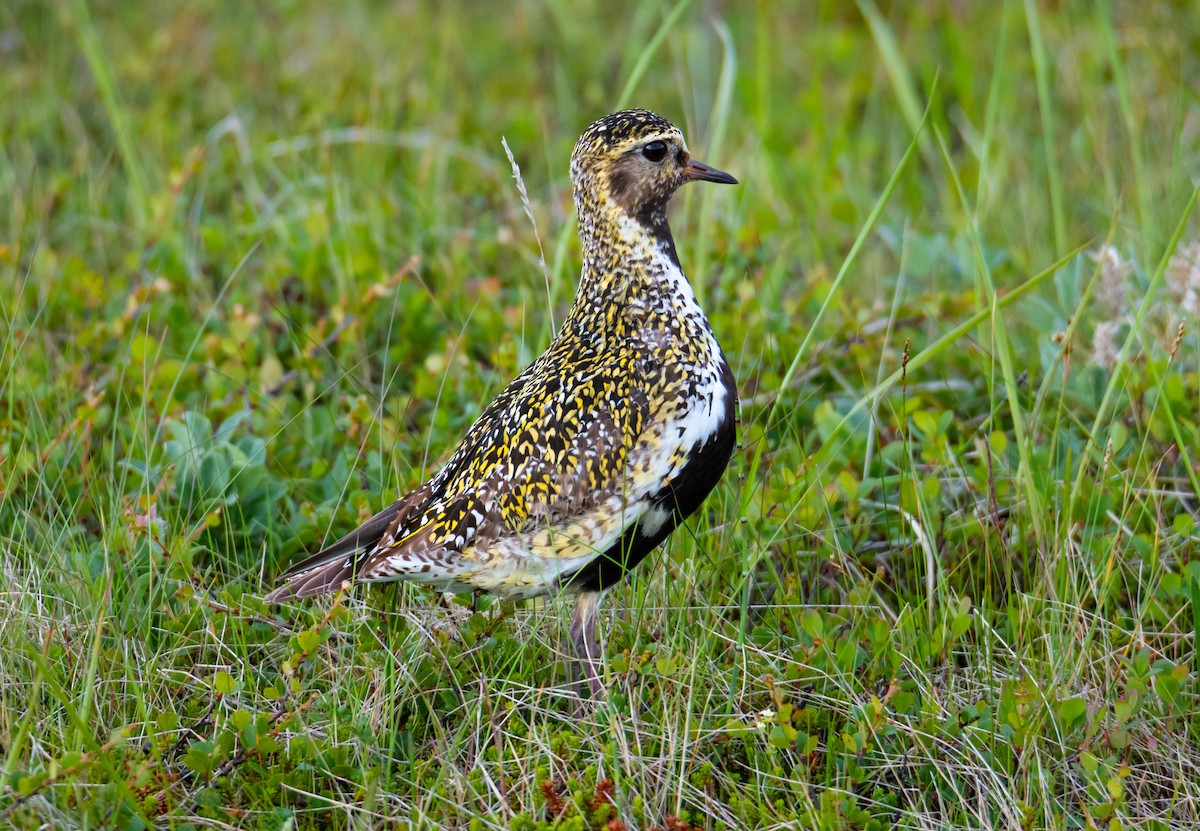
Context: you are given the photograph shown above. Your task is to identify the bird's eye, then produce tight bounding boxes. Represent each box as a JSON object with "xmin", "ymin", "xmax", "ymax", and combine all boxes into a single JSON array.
[{"xmin": 641, "ymin": 140, "xmax": 668, "ymax": 162}]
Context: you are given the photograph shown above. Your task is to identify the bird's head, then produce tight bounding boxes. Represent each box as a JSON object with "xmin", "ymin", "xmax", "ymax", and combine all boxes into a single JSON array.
[{"xmin": 570, "ymin": 109, "xmax": 736, "ymax": 236}]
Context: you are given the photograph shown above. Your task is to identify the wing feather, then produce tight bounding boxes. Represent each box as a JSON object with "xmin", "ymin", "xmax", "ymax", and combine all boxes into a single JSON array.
[
  {"xmin": 267, "ymin": 350, "xmax": 652, "ymax": 601},
  {"xmin": 264, "ymin": 487, "xmax": 429, "ymax": 603}
]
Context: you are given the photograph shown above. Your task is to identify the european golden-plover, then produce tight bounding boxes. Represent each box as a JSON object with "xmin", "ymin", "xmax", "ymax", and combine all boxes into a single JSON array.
[{"xmin": 266, "ymin": 109, "xmax": 738, "ymax": 697}]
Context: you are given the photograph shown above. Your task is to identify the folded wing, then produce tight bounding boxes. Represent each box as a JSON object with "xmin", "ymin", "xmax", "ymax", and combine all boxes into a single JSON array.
[{"xmin": 265, "ymin": 353, "xmax": 651, "ymax": 603}]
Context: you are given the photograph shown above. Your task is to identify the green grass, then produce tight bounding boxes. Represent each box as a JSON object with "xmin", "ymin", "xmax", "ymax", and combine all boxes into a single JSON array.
[{"xmin": 3, "ymin": 1, "xmax": 1200, "ymax": 828}]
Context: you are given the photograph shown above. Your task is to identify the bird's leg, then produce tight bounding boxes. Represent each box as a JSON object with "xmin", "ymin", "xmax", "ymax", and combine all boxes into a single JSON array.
[{"xmin": 569, "ymin": 590, "xmax": 604, "ymax": 700}]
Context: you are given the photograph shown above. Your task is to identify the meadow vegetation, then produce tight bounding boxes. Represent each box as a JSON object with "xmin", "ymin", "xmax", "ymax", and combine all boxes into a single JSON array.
[{"xmin": 3, "ymin": 1, "xmax": 1200, "ymax": 828}]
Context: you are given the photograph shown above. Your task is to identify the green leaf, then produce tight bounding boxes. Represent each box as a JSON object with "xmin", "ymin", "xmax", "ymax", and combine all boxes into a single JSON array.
[
  {"xmin": 1113, "ymin": 698, "xmax": 1134, "ymax": 724},
  {"xmin": 912, "ymin": 409, "xmax": 938, "ymax": 438},
  {"xmin": 890, "ymin": 691, "xmax": 915, "ymax": 714},
  {"xmin": 296, "ymin": 628, "xmax": 321, "ymax": 654},
  {"xmin": 768, "ymin": 725, "xmax": 793, "ymax": 749},
  {"xmin": 654, "ymin": 656, "xmax": 678, "ymax": 677},
  {"xmin": 1058, "ymin": 697, "xmax": 1088, "ymax": 730},
  {"xmin": 1155, "ymin": 672, "xmax": 1181, "ymax": 710},
  {"xmin": 184, "ymin": 741, "xmax": 216, "ymax": 775},
  {"xmin": 836, "ymin": 637, "xmax": 861, "ymax": 671},
  {"xmin": 16, "ymin": 772, "xmax": 46, "ymax": 796},
  {"xmin": 242, "ymin": 721, "xmax": 258, "ymax": 750},
  {"xmin": 194, "ymin": 787, "xmax": 223, "ymax": 809},
  {"xmin": 199, "ymin": 452, "xmax": 230, "ymax": 494},
  {"xmin": 54, "ymin": 751, "xmax": 84, "ymax": 774},
  {"xmin": 950, "ymin": 614, "xmax": 972, "ymax": 638},
  {"xmin": 1079, "ymin": 751, "xmax": 1099, "ymax": 776},
  {"xmin": 800, "ymin": 610, "xmax": 825, "ymax": 640},
  {"xmin": 213, "ymin": 670, "xmax": 236, "ymax": 695}
]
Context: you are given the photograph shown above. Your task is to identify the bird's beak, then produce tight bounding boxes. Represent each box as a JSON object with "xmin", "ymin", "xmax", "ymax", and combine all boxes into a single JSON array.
[{"xmin": 683, "ymin": 157, "xmax": 738, "ymax": 185}]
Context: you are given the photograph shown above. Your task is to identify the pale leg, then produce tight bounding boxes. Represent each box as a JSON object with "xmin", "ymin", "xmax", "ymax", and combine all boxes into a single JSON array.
[{"xmin": 569, "ymin": 590, "xmax": 604, "ymax": 699}]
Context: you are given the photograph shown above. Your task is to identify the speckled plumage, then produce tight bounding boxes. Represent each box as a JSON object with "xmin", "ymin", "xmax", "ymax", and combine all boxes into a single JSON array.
[{"xmin": 266, "ymin": 109, "xmax": 738, "ymax": 695}]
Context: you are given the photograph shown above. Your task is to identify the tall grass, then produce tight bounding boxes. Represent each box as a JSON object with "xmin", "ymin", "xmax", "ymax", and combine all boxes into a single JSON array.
[{"xmin": 2, "ymin": 1, "xmax": 1199, "ymax": 828}]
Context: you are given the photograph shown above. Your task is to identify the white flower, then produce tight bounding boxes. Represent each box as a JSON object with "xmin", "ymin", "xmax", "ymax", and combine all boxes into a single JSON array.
[
  {"xmin": 1090, "ymin": 244, "xmax": 1133, "ymax": 318},
  {"xmin": 1091, "ymin": 320, "xmax": 1122, "ymax": 370},
  {"xmin": 1165, "ymin": 241, "xmax": 1200, "ymax": 317}
]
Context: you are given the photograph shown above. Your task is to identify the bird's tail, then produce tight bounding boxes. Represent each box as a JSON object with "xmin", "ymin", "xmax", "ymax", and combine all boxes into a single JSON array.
[
  {"xmin": 264, "ymin": 498, "xmax": 406, "ymax": 604},
  {"xmin": 263, "ymin": 555, "xmax": 361, "ymax": 603}
]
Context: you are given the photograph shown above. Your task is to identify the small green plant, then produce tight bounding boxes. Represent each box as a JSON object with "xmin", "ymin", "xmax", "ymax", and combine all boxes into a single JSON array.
[{"xmin": 158, "ymin": 410, "xmax": 289, "ymax": 560}]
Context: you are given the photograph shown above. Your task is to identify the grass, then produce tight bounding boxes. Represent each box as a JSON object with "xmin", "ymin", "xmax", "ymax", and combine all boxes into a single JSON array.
[{"xmin": 3, "ymin": 0, "xmax": 1200, "ymax": 828}]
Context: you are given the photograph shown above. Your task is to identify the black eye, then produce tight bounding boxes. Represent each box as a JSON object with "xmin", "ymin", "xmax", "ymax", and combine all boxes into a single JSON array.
[{"xmin": 641, "ymin": 140, "xmax": 668, "ymax": 162}]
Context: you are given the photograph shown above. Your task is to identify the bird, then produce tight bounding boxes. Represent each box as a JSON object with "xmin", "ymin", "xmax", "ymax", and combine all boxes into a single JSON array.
[{"xmin": 266, "ymin": 109, "xmax": 739, "ymax": 698}]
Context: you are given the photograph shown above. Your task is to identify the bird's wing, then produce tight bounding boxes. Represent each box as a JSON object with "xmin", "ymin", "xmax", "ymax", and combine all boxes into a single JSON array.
[
  {"xmin": 266, "ymin": 352, "xmax": 651, "ymax": 601},
  {"xmin": 356, "ymin": 354, "xmax": 651, "ymax": 579}
]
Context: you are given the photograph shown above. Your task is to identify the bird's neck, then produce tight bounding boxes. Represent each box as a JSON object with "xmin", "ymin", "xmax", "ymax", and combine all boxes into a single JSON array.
[{"xmin": 566, "ymin": 193, "xmax": 706, "ymax": 340}]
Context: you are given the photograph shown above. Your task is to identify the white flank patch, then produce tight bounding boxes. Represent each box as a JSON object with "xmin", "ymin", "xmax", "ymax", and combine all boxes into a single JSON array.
[{"xmin": 639, "ymin": 505, "xmax": 672, "ymax": 536}]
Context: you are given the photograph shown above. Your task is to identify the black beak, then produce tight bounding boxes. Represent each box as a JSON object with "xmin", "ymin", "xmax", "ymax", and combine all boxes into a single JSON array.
[{"xmin": 683, "ymin": 158, "xmax": 738, "ymax": 185}]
